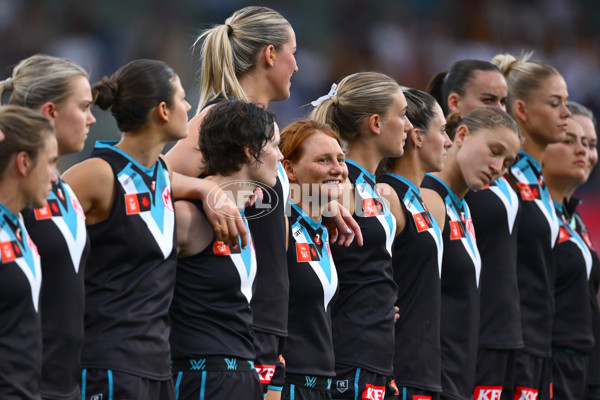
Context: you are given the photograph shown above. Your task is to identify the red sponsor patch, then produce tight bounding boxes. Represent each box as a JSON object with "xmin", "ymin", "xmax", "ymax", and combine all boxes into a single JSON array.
[
  {"xmin": 34, "ymin": 202, "xmax": 53, "ymax": 220},
  {"xmin": 518, "ymin": 183, "xmax": 536, "ymax": 201},
  {"xmin": 0, "ymin": 241, "xmax": 17, "ymax": 263},
  {"xmin": 474, "ymin": 386, "xmax": 502, "ymax": 400},
  {"xmin": 413, "ymin": 396, "xmax": 430, "ymax": 400},
  {"xmin": 514, "ymin": 386, "xmax": 538, "ymax": 400},
  {"xmin": 363, "ymin": 198, "xmax": 378, "ymax": 217},
  {"xmin": 125, "ymin": 192, "xmax": 152, "ymax": 215},
  {"xmin": 254, "ymin": 364, "xmax": 275, "ymax": 384},
  {"xmin": 449, "ymin": 220, "xmax": 464, "ymax": 240},
  {"xmin": 413, "ymin": 212, "xmax": 431, "ymax": 232},
  {"xmin": 518, "ymin": 183, "xmax": 534, "ymax": 200},
  {"xmin": 125, "ymin": 193, "xmax": 141, "ymax": 215},
  {"xmin": 212, "ymin": 239, "xmax": 242, "ymax": 255},
  {"xmin": 296, "ymin": 243, "xmax": 311, "ymax": 262},
  {"xmin": 213, "ymin": 241, "xmax": 231, "ymax": 255},
  {"xmin": 296, "ymin": 243, "xmax": 319, "ymax": 261},
  {"xmin": 362, "ymin": 384, "xmax": 385, "ymax": 400}
]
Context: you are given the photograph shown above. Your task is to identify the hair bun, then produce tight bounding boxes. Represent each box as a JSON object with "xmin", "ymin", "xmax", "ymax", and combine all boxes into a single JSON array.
[
  {"xmin": 93, "ymin": 76, "xmax": 118, "ymax": 110},
  {"xmin": 445, "ymin": 112, "xmax": 462, "ymax": 140},
  {"xmin": 492, "ymin": 52, "xmax": 533, "ymax": 75}
]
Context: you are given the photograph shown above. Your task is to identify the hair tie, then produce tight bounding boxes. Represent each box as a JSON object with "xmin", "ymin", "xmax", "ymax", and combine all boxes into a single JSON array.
[
  {"xmin": 311, "ymin": 83, "xmax": 338, "ymax": 107},
  {"xmin": 226, "ymin": 24, "xmax": 233, "ymax": 36}
]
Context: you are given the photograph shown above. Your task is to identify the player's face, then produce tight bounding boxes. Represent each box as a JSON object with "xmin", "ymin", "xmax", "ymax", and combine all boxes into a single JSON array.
[
  {"xmin": 53, "ymin": 75, "xmax": 95, "ymax": 156},
  {"xmin": 286, "ymin": 131, "xmax": 347, "ymax": 202},
  {"xmin": 378, "ymin": 89, "xmax": 413, "ymax": 157},
  {"xmin": 572, "ymin": 113, "xmax": 598, "ymax": 178},
  {"xmin": 543, "ymin": 118, "xmax": 588, "ymax": 186},
  {"xmin": 451, "ymin": 70, "xmax": 508, "ymax": 116},
  {"xmin": 268, "ymin": 26, "xmax": 298, "ymax": 102},
  {"xmin": 516, "ymin": 74, "xmax": 571, "ymax": 146},
  {"xmin": 25, "ymin": 133, "xmax": 59, "ymax": 208},
  {"xmin": 420, "ymin": 103, "xmax": 452, "ymax": 172},
  {"xmin": 251, "ymin": 123, "xmax": 283, "ymax": 187},
  {"xmin": 456, "ymin": 125, "xmax": 520, "ymax": 190},
  {"xmin": 166, "ymin": 75, "xmax": 191, "ymax": 141}
]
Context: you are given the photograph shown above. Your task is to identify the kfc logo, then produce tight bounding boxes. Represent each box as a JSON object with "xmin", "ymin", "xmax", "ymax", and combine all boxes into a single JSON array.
[
  {"xmin": 474, "ymin": 386, "xmax": 502, "ymax": 400},
  {"xmin": 514, "ymin": 387, "xmax": 538, "ymax": 400},
  {"xmin": 362, "ymin": 384, "xmax": 385, "ymax": 400},
  {"xmin": 254, "ymin": 364, "xmax": 275, "ymax": 384}
]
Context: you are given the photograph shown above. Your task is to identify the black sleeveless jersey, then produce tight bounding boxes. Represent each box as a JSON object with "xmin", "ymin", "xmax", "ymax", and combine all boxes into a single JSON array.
[
  {"xmin": 421, "ymin": 174, "xmax": 481, "ymax": 400},
  {"xmin": 22, "ymin": 175, "xmax": 90, "ymax": 399},
  {"xmin": 552, "ymin": 201, "xmax": 594, "ymax": 353},
  {"xmin": 378, "ymin": 173, "xmax": 443, "ymax": 392},
  {"xmin": 246, "ymin": 163, "xmax": 290, "ymax": 336},
  {"xmin": 0, "ymin": 202, "xmax": 42, "ymax": 399},
  {"xmin": 330, "ymin": 160, "xmax": 397, "ymax": 375},
  {"xmin": 465, "ymin": 176, "xmax": 523, "ymax": 349},
  {"xmin": 201, "ymin": 98, "xmax": 289, "ymax": 337},
  {"xmin": 82, "ymin": 141, "xmax": 177, "ymax": 379},
  {"xmin": 285, "ymin": 202, "xmax": 338, "ymax": 377},
  {"xmin": 509, "ymin": 151, "xmax": 559, "ymax": 356},
  {"xmin": 565, "ymin": 198, "xmax": 600, "ymax": 382},
  {"xmin": 170, "ymin": 201, "xmax": 257, "ymax": 360}
]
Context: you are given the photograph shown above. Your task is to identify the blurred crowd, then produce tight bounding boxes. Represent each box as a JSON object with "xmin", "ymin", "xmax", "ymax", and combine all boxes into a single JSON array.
[{"xmin": 1, "ymin": 0, "xmax": 599, "ymax": 220}]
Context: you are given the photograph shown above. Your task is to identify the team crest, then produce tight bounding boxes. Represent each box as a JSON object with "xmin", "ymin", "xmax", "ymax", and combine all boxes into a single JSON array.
[{"xmin": 336, "ymin": 379, "xmax": 349, "ymax": 393}]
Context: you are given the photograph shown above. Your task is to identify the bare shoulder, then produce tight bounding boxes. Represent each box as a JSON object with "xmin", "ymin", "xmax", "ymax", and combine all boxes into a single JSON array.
[
  {"xmin": 164, "ymin": 104, "xmax": 215, "ymax": 176},
  {"xmin": 377, "ymin": 182, "xmax": 406, "ymax": 234},
  {"xmin": 420, "ymin": 187, "xmax": 446, "ymax": 231},
  {"xmin": 62, "ymin": 157, "xmax": 115, "ymax": 224}
]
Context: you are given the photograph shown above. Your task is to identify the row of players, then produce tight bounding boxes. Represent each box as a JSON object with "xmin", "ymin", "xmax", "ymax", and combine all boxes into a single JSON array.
[{"xmin": 0, "ymin": 5, "xmax": 597, "ymax": 400}]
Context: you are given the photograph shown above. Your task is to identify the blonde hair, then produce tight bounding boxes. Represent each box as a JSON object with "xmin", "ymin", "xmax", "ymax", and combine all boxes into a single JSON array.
[
  {"xmin": 310, "ymin": 72, "xmax": 401, "ymax": 145},
  {"xmin": 492, "ymin": 52, "xmax": 560, "ymax": 116},
  {"xmin": 0, "ymin": 105, "xmax": 54, "ymax": 177},
  {"xmin": 0, "ymin": 54, "xmax": 88, "ymax": 109},
  {"xmin": 194, "ymin": 6, "xmax": 291, "ymax": 113}
]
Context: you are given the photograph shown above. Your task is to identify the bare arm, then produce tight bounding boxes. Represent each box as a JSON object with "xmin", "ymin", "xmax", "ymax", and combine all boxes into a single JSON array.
[
  {"xmin": 168, "ymin": 169, "xmax": 247, "ymax": 248},
  {"xmin": 175, "ymin": 200, "xmax": 214, "ymax": 258},
  {"xmin": 377, "ymin": 182, "xmax": 407, "ymax": 237},
  {"xmin": 420, "ymin": 188, "xmax": 446, "ymax": 232},
  {"xmin": 62, "ymin": 157, "xmax": 115, "ymax": 226}
]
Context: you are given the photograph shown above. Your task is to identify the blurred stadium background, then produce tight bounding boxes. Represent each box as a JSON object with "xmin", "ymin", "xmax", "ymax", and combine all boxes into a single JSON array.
[{"xmin": 1, "ymin": 0, "xmax": 599, "ymax": 244}]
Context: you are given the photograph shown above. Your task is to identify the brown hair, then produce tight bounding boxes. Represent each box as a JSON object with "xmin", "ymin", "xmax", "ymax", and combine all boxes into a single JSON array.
[{"xmin": 0, "ymin": 105, "xmax": 54, "ymax": 176}]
